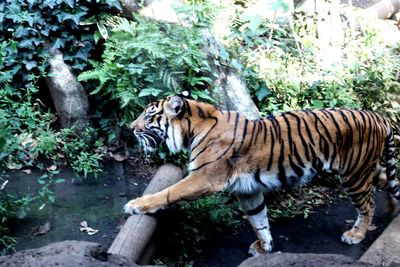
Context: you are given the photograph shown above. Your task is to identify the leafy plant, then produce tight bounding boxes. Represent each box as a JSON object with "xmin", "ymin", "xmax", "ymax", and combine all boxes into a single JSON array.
[
  {"xmin": 60, "ymin": 127, "xmax": 105, "ymax": 178},
  {"xmin": 0, "ymin": 0, "xmax": 120, "ymax": 89},
  {"xmin": 0, "ymin": 181, "xmax": 35, "ymax": 254},
  {"xmin": 78, "ymin": 15, "xmax": 214, "ymax": 135},
  {"xmin": 72, "ymin": 152, "xmax": 103, "ymax": 178},
  {"xmin": 153, "ymin": 193, "xmax": 240, "ymax": 266},
  {"xmin": 225, "ymin": 3, "xmax": 399, "ymax": 116}
]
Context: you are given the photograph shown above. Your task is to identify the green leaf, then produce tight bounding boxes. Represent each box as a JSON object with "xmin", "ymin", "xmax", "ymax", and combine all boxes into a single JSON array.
[
  {"xmin": 311, "ymin": 100, "xmax": 324, "ymax": 109},
  {"xmin": 16, "ymin": 207, "xmax": 27, "ymax": 219},
  {"xmin": 96, "ymin": 21, "xmax": 108, "ymax": 40},
  {"xmin": 248, "ymin": 16, "xmax": 262, "ymax": 32},
  {"xmin": 63, "ymin": 0, "xmax": 74, "ymax": 8},
  {"xmin": 25, "ymin": 61, "xmax": 37, "ymax": 70},
  {"xmin": 0, "ymin": 152, "xmax": 8, "ymax": 160},
  {"xmin": 93, "ymin": 31, "xmax": 101, "ymax": 44},
  {"xmin": 106, "ymin": 0, "xmax": 122, "ymax": 10},
  {"xmin": 256, "ymin": 82, "xmax": 271, "ymax": 101},
  {"xmin": 48, "ymin": 194, "xmax": 55, "ymax": 203},
  {"xmin": 52, "ymin": 38, "xmax": 65, "ymax": 49},
  {"xmin": 139, "ymin": 88, "xmax": 163, "ymax": 97}
]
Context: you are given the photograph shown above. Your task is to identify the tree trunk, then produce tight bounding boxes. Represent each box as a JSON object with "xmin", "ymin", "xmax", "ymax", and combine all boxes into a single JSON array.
[
  {"xmin": 45, "ymin": 49, "xmax": 91, "ymax": 131},
  {"xmin": 365, "ymin": 0, "xmax": 400, "ymax": 19}
]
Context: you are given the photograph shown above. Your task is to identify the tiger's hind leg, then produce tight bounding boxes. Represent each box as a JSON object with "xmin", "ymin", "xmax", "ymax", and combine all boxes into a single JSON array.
[
  {"xmin": 341, "ymin": 172, "xmax": 376, "ymax": 245},
  {"xmin": 237, "ymin": 192, "xmax": 273, "ymax": 255},
  {"xmin": 375, "ymin": 164, "xmax": 399, "ymax": 215}
]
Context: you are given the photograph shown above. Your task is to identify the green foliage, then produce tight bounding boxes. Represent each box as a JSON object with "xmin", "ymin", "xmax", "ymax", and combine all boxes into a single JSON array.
[
  {"xmin": 180, "ymin": 193, "xmax": 239, "ymax": 229},
  {"xmin": 226, "ymin": 7, "xmax": 399, "ymax": 115},
  {"xmin": 0, "ymin": 181, "xmax": 35, "ymax": 254},
  {"xmin": 0, "ymin": 0, "xmax": 120, "ymax": 90},
  {"xmin": 78, "ymin": 15, "xmax": 214, "ymax": 135},
  {"xmin": 60, "ymin": 127, "xmax": 105, "ymax": 178},
  {"xmin": 154, "ymin": 193, "xmax": 239, "ymax": 266}
]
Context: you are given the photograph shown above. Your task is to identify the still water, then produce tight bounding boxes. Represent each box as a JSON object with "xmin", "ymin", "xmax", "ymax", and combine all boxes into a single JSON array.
[{"xmin": 5, "ymin": 162, "xmax": 151, "ymax": 251}]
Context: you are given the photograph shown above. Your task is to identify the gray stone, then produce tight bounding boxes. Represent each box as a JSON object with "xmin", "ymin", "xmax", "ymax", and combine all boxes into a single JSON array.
[
  {"xmin": 0, "ymin": 240, "xmax": 148, "ymax": 267},
  {"xmin": 239, "ymin": 253, "xmax": 378, "ymax": 267},
  {"xmin": 360, "ymin": 214, "xmax": 400, "ymax": 266}
]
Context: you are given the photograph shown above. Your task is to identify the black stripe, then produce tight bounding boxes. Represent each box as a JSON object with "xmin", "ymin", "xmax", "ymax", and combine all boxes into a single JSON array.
[
  {"xmin": 197, "ymin": 107, "xmax": 206, "ymax": 119},
  {"xmin": 237, "ymin": 119, "xmax": 249, "ymax": 152},
  {"xmin": 289, "ymin": 155, "xmax": 304, "ymax": 177},
  {"xmin": 310, "ymin": 111, "xmax": 330, "ymax": 161},
  {"xmin": 287, "ymin": 112, "xmax": 310, "ymax": 162},
  {"xmin": 248, "ymin": 121, "xmax": 257, "ymax": 147},
  {"xmin": 360, "ymin": 111, "xmax": 373, "ymax": 163},
  {"xmin": 269, "ymin": 116, "xmax": 281, "ymax": 140},
  {"xmin": 302, "ymin": 116, "xmax": 315, "ymax": 146},
  {"xmin": 190, "ymin": 113, "xmax": 239, "ymax": 172},
  {"xmin": 267, "ymin": 126, "xmax": 275, "ymax": 170},
  {"xmin": 190, "ymin": 116, "xmax": 218, "ymax": 153},
  {"xmin": 277, "ymin": 140, "xmax": 288, "ymax": 187},
  {"xmin": 245, "ymin": 198, "xmax": 266, "ymax": 216},
  {"xmin": 263, "ymin": 121, "xmax": 267, "ymax": 144},
  {"xmin": 185, "ymin": 100, "xmax": 192, "ymax": 116},
  {"xmin": 254, "ymin": 168, "xmax": 267, "ymax": 187},
  {"xmin": 253, "ymin": 120, "xmax": 262, "ymax": 145},
  {"xmin": 282, "ymin": 114, "xmax": 293, "ymax": 155},
  {"xmin": 322, "ymin": 109, "xmax": 343, "ymax": 146},
  {"xmin": 348, "ymin": 111, "xmax": 364, "ymax": 174}
]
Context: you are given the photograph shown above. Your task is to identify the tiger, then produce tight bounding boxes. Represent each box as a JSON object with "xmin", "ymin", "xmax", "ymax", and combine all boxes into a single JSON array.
[{"xmin": 124, "ymin": 95, "xmax": 399, "ymax": 255}]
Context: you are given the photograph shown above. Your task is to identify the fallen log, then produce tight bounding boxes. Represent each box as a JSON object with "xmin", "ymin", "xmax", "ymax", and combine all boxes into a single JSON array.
[{"xmin": 108, "ymin": 164, "xmax": 183, "ymax": 263}]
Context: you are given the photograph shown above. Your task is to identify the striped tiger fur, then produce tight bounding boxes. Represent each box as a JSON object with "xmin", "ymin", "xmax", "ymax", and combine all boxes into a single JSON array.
[{"xmin": 124, "ymin": 95, "xmax": 399, "ymax": 255}]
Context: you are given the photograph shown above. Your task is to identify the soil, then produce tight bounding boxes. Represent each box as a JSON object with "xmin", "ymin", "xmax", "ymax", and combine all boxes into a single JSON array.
[
  {"xmin": 6, "ymin": 161, "xmax": 395, "ymax": 267},
  {"xmin": 154, "ymin": 190, "xmax": 393, "ymax": 267}
]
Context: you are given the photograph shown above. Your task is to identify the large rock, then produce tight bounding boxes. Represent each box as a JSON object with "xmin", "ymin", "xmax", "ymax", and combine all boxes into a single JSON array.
[
  {"xmin": 0, "ymin": 240, "xmax": 158, "ymax": 267},
  {"xmin": 239, "ymin": 253, "xmax": 378, "ymax": 267},
  {"xmin": 45, "ymin": 49, "xmax": 91, "ymax": 131}
]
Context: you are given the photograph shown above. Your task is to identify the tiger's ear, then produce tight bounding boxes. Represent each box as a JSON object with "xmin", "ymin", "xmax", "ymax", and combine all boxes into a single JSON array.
[{"xmin": 166, "ymin": 96, "xmax": 184, "ymax": 118}]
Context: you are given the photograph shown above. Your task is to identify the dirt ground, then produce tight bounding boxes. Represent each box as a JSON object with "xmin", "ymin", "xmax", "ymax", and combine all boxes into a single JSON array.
[{"xmin": 154, "ymin": 190, "xmax": 393, "ymax": 267}]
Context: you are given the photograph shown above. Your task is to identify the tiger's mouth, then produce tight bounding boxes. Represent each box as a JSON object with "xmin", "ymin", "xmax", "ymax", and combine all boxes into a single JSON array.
[{"xmin": 134, "ymin": 129, "xmax": 164, "ymax": 154}]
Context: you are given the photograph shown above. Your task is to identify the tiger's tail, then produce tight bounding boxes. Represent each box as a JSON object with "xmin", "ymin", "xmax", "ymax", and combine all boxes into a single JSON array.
[{"xmin": 385, "ymin": 126, "xmax": 400, "ymax": 200}]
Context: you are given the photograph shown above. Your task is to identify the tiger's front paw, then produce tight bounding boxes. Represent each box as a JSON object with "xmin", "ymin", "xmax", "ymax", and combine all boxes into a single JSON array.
[
  {"xmin": 124, "ymin": 196, "xmax": 161, "ymax": 215},
  {"xmin": 248, "ymin": 239, "xmax": 273, "ymax": 256}
]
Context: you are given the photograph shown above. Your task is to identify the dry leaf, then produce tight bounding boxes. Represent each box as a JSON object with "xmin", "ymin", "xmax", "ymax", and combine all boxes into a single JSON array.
[
  {"xmin": 22, "ymin": 169, "xmax": 32, "ymax": 174},
  {"xmin": 80, "ymin": 221, "xmax": 99, "ymax": 235},
  {"xmin": 6, "ymin": 162, "xmax": 22, "ymax": 170},
  {"xmin": 47, "ymin": 165, "xmax": 58, "ymax": 171},
  {"xmin": 32, "ymin": 221, "xmax": 51, "ymax": 236}
]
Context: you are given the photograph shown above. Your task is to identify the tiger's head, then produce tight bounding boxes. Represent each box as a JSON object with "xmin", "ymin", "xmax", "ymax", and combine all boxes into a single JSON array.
[{"xmin": 130, "ymin": 96, "xmax": 186, "ymax": 154}]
